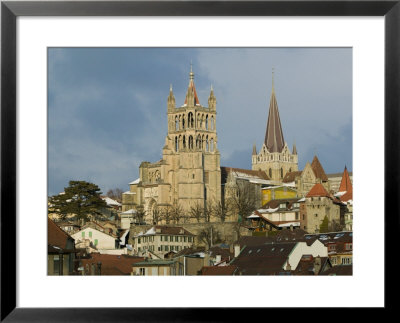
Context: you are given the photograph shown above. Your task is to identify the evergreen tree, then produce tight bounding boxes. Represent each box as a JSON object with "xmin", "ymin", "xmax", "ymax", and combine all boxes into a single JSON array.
[
  {"xmin": 49, "ymin": 180, "xmax": 107, "ymax": 222},
  {"xmin": 319, "ymin": 215, "xmax": 329, "ymax": 233}
]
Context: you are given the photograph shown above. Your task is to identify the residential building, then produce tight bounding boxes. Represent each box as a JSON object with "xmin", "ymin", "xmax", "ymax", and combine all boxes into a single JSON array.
[
  {"xmin": 79, "ymin": 253, "xmax": 144, "ymax": 275},
  {"xmin": 247, "ymin": 198, "xmax": 302, "ymax": 232},
  {"xmin": 201, "ymin": 266, "xmax": 237, "ymax": 275},
  {"xmin": 71, "ymin": 223, "xmax": 120, "ymax": 251},
  {"xmin": 231, "ymin": 239, "xmax": 327, "ymax": 275},
  {"xmin": 304, "ymin": 231, "xmax": 353, "ymax": 266},
  {"xmin": 132, "ymin": 259, "xmax": 179, "ymax": 276},
  {"xmin": 48, "ymin": 217, "xmax": 76, "ymax": 275},
  {"xmin": 131, "ymin": 226, "xmax": 195, "ymax": 258}
]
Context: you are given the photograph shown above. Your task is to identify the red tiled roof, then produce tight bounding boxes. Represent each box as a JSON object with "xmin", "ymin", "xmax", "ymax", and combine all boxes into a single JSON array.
[
  {"xmin": 48, "ymin": 217, "xmax": 74, "ymax": 249},
  {"xmin": 154, "ymin": 226, "xmax": 195, "ymax": 236},
  {"xmin": 80, "ymin": 253, "xmax": 144, "ymax": 275},
  {"xmin": 311, "ymin": 156, "xmax": 328, "ymax": 181},
  {"xmin": 201, "ymin": 265, "xmax": 237, "ymax": 275},
  {"xmin": 338, "ymin": 166, "xmax": 353, "ymax": 202},
  {"xmin": 306, "ymin": 183, "xmax": 330, "ymax": 198}
]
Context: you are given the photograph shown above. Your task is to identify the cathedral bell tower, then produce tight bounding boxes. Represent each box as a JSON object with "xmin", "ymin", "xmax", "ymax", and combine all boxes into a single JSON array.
[
  {"xmin": 252, "ymin": 71, "xmax": 298, "ymax": 182},
  {"xmin": 165, "ymin": 65, "xmax": 221, "ymax": 213}
]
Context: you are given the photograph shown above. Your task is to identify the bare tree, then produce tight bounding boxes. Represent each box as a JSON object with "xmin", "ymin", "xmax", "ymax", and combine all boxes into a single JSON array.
[
  {"xmin": 135, "ymin": 205, "xmax": 146, "ymax": 224},
  {"xmin": 211, "ymin": 199, "xmax": 232, "ymax": 223},
  {"xmin": 106, "ymin": 188, "xmax": 123, "ymax": 202},
  {"xmin": 160, "ymin": 205, "xmax": 173, "ymax": 224},
  {"xmin": 152, "ymin": 205, "xmax": 161, "ymax": 225},
  {"xmin": 228, "ymin": 181, "xmax": 258, "ymax": 223},
  {"xmin": 197, "ymin": 225, "xmax": 222, "ymax": 249},
  {"xmin": 189, "ymin": 202, "xmax": 204, "ymax": 223},
  {"xmin": 170, "ymin": 202, "xmax": 184, "ymax": 224}
]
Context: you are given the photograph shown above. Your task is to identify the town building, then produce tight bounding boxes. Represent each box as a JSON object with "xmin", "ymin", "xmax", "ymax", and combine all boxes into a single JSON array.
[
  {"xmin": 300, "ymin": 183, "xmax": 345, "ymax": 233},
  {"xmin": 131, "ymin": 225, "xmax": 195, "ymax": 257},
  {"xmin": 231, "ymin": 239, "xmax": 327, "ymax": 275},
  {"xmin": 251, "ymin": 73, "xmax": 298, "ymax": 181},
  {"xmin": 79, "ymin": 253, "xmax": 144, "ymax": 275},
  {"xmin": 48, "ymin": 217, "xmax": 76, "ymax": 275},
  {"xmin": 247, "ymin": 198, "xmax": 302, "ymax": 232},
  {"xmin": 71, "ymin": 222, "xmax": 120, "ymax": 251}
]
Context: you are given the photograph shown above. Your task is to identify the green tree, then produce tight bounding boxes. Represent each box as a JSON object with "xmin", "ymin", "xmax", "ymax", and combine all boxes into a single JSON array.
[
  {"xmin": 49, "ymin": 180, "xmax": 106, "ymax": 223},
  {"xmin": 319, "ymin": 215, "xmax": 329, "ymax": 233}
]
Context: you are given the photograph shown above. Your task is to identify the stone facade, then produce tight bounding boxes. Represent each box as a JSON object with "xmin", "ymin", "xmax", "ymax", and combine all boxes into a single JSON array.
[{"xmin": 122, "ymin": 68, "xmax": 221, "ymax": 222}]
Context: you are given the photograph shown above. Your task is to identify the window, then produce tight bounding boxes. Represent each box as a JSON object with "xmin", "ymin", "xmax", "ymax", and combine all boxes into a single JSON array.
[
  {"xmin": 94, "ymin": 239, "xmax": 98, "ymax": 246},
  {"xmin": 175, "ymin": 236, "xmax": 179, "ymax": 242},
  {"xmin": 184, "ymin": 237, "xmax": 187, "ymax": 242},
  {"xmin": 139, "ymin": 268, "xmax": 145, "ymax": 275},
  {"xmin": 170, "ymin": 236, "xmax": 174, "ymax": 242},
  {"xmin": 89, "ymin": 231, "xmax": 92, "ymax": 238},
  {"xmin": 53, "ymin": 255, "xmax": 60, "ymax": 275},
  {"xmin": 82, "ymin": 231, "xmax": 85, "ymax": 238},
  {"xmin": 341, "ymin": 257, "xmax": 351, "ymax": 265},
  {"xmin": 165, "ymin": 245, "xmax": 169, "ymax": 251},
  {"xmin": 345, "ymin": 243, "xmax": 353, "ymax": 251},
  {"xmin": 328, "ymin": 244, "xmax": 336, "ymax": 251},
  {"xmin": 138, "ymin": 238, "xmax": 141, "ymax": 244}
]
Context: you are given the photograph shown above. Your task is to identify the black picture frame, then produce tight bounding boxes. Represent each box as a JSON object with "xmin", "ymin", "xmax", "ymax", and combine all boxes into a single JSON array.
[{"xmin": 1, "ymin": 0, "xmax": 398, "ymax": 321}]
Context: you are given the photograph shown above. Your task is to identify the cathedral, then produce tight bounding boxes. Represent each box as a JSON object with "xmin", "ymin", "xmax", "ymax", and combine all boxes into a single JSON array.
[
  {"xmin": 122, "ymin": 67, "xmax": 221, "ymax": 223},
  {"xmin": 251, "ymin": 74, "xmax": 298, "ymax": 181}
]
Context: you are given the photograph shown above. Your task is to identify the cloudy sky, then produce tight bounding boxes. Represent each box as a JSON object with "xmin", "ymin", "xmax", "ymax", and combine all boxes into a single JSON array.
[{"xmin": 48, "ymin": 47, "xmax": 352, "ymax": 196}]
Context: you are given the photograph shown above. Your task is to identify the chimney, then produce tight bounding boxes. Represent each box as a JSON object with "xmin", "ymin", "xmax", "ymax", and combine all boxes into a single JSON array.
[
  {"xmin": 215, "ymin": 255, "xmax": 222, "ymax": 263},
  {"xmin": 203, "ymin": 252, "xmax": 210, "ymax": 267},
  {"xmin": 290, "ymin": 224, "xmax": 294, "ymax": 232},
  {"xmin": 234, "ymin": 244, "xmax": 241, "ymax": 258},
  {"xmin": 285, "ymin": 261, "xmax": 291, "ymax": 271}
]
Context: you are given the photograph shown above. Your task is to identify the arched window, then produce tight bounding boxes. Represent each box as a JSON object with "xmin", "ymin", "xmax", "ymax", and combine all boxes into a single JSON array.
[
  {"xmin": 289, "ymin": 168, "xmax": 292, "ymax": 173},
  {"xmin": 188, "ymin": 136, "xmax": 193, "ymax": 149},
  {"xmin": 210, "ymin": 138, "xmax": 214, "ymax": 152},
  {"xmin": 211, "ymin": 116, "xmax": 214, "ymax": 130},
  {"xmin": 201, "ymin": 115, "xmax": 204, "ymax": 128},
  {"xmin": 182, "ymin": 115, "xmax": 185, "ymax": 129},
  {"xmin": 188, "ymin": 112, "xmax": 194, "ymax": 128},
  {"xmin": 196, "ymin": 135, "xmax": 201, "ymax": 149},
  {"xmin": 206, "ymin": 136, "xmax": 209, "ymax": 152},
  {"xmin": 175, "ymin": 137, "xmax": 179, "ymax": 152},
  {"xmin": 269, "ymin": 168, "xmax": 272, "ymax": 178},
  {"xmin": 197, "ymin": 113, "xmax": 201, "ymax": 128},
  {"xmin": 280, "ymin": 168, "xmax": 283, "ymax": 178},
  {"xmin": 206, "ymin": 115, "xmax": 209, "ymax": 130},
  {"xmin": 202, "ymin": 135, "xmax": 205, "ymax": 151},
  {"xmin": 182, "ymin": 136, "xmax": 186, "ymax": 149}
]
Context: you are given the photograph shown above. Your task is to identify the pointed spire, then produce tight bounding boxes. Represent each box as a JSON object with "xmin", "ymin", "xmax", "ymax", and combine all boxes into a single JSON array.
[
  {"xmin": 184, "ymin": 63, "xmax": 200, "ymax": 107},
  {"xmin": 252, "ymin": 143, "xmax": 257, "ymax": 155},
  {"xmin": 264, "ymin": 70, "xmax": 285, "ymax": 153},
  {"xmin": 338, "ymin": 166, "xmax": 353, "ymax": 201},
  {"xmin": 292, "ymin": 140, "xmax": 297, "ymax": 155}
]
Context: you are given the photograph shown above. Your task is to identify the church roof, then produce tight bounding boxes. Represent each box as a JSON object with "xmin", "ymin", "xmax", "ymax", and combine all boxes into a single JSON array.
[
  {"xmin": 220, "ymin": 166, "xmax": 270, "ymax": 184},
  {"xmin": 338, "ymin": 166, "xmax": 353, "ymax": 202},
  {"xmin": 306, "ymin": 183, "xmax": 330, "ymax": 198},
  {"xmin": 264, "ymin": 82, "xmax": 285, "ymax": 153},
  {"xmin": 311, "ymin": 156, "xmax": 328, "ymax": 181},
  {"xmin": 282, "ymin": 171, "xmax": 302, "ymax": 183}
]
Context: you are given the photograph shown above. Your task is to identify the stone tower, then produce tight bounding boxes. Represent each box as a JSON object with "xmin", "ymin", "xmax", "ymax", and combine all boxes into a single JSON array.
[
  {"xmin": 123, "ymin": 66, "xmax": 222, "ymax": 222},
  {"xmin": 164, "ymin": 66, "xmax": 221, "ymax": 211},
  {"xmin": 252, "ymin": 73, "xmax": 298, "ymax": 182}
]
